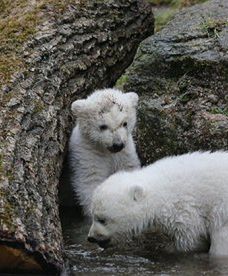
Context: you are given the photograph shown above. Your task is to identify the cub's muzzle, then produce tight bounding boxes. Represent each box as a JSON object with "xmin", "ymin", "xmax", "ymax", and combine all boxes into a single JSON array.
[
  {"xmin": 87, "ymin": 236, "xmax": 111, "ymax": 248},
  {"xmin": 108, "ymin": 143, "xmax": 124, "ymax": 153}
]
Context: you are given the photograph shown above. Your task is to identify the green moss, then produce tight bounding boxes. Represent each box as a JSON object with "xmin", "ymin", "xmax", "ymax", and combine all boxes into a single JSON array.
[
  {"xmin": 0, "ymin": 150, "xmax": 14, "ymax": 183},
  {"xmin": 178, "ymin": 91, "xmax": 197, "ymax": 103},
  {"xmin": 0, "ymin": 154, "xmax": 15, "ymax": 229},
  {"xmin": 210, "ymin": 107, "xmax": 228, "ymax": 116},
  {"xmin": 33, "ymin": 100, "xmax": 45, "ymax": 114},
  {"xmin": 201, "ymin": 18, "xmax": 228, "ymax": 38},
  {"xmin": 147, "ymin": 0, "xmax": 207, "ymax": 7},
  {"xmin": 147, "ymin": 0, "xmax": 209, "ymax": 32},
  {"xmin": 171, "ymin": 0, "xmax": 207, "ymax": 8},
  {"xmin": 0, "ymin": 153, "xmax": 3, "ymax": 178},
  {"xmin": 148, "ymin": 0, "xmax": 173, "ymax": 5},
  {"xmin": 0, "ymin": 1, "xmax": 40, "ymax": 87},
  {"xmin": 1, "ymin": 91, "xmax": 13, "ymax": 106},
  {"xmin": 0, "ymin": 0, "xmax": 83, "ymax": 89},
  {"xmin": 6, "ymin": 170, "xmax": 14, "ymax": 182},
  {"xmin": 155, "ymin": 9, "xmax": 176, "ymax": 32},
  {"xmin": 0, "ymin": 185, "xmax": 16, "ymax": 231},
  {"xmin": 115, "ymin": 75, "xmax": 129, "ymax": 90}
]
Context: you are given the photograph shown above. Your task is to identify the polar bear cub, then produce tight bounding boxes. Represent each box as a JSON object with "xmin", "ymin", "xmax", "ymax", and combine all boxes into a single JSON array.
[
  {"xmin": 69, "ymin": 88, "xmax": 140, "ymax": 215},
  {"xmin": 88, "ymin": 151, "xmax": 228, "ymax": 256}
]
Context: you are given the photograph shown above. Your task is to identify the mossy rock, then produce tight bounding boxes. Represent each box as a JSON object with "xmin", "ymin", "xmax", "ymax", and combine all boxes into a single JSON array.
[{"xmin": 123, "ymin": 0, "xmax": 228, "ymax": 164}]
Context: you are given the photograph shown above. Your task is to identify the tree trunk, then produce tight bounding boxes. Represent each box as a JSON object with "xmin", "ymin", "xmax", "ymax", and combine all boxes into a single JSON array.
[{"xmin": 0, "ymin": 0, "xmax": 154, "ymax": 274}]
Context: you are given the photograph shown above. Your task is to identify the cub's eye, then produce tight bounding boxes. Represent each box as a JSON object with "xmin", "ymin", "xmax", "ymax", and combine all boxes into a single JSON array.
[
  {"xmin": 97, "ymin": 218, "xmax": 106, "ymax": 225},
  {"xmin": 123, "ymin": 122, "xmax": 128, "ymax": 127},
  {"xmin": 99, "ymin": 125, "xmax": 108, "ymax": 131}
]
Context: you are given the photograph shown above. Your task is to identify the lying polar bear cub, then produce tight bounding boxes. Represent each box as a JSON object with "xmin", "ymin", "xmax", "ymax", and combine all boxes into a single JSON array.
[{"xmin": 88, "ymin": 151, "xmax": 228, "ymax": 256}]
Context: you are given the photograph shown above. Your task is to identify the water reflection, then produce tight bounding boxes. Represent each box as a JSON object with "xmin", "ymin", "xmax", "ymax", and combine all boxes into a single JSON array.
[{"xmin": 60, "ymin": 208, "xmax": 228, "ymax": 275}]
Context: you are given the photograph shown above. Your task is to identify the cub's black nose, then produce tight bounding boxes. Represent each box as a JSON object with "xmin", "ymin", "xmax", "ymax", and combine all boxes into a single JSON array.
[
  {"xmin": 110, "ymin": 143, "xmax": 124, "ymax": 153},
  {"xmin": 87, "ymin": 237, "xmax": 97, "ymax": 243}
]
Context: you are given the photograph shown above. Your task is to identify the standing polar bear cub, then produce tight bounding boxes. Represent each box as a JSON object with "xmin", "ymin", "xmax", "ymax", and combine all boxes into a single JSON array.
[
  {"xmin": 69, "ymin": 88, "xmax": 140, "ymax": 215},
  {"xmin": 88, "ymin": 151, "xmax": 228, "ymax": 256}
]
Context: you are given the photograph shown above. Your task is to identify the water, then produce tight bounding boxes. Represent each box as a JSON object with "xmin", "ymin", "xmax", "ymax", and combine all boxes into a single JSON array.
[{"xmin": 60, "ymin": 208, "xmax": 228, "ymax": 275}]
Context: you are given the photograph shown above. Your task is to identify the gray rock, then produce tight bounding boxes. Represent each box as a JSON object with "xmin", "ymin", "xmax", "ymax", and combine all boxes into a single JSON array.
[{"xmin": 124, "ymin": 0, "xmax": 228, "ymax": 165}]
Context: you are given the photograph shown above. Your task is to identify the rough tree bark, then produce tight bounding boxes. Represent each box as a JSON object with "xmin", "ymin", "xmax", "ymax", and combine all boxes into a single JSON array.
[{"xmin": 0, "ymin": 0, "xmax": 154, "ymax": 274}]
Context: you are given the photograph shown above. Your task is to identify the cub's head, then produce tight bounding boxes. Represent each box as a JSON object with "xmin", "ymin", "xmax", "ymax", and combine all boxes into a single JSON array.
[
  {"xmin": 71, "ymin": 88, "xmax": 138, "ymax": 153},
  {"xmin": 87, "ymin": 172, "xmax": 145, "ymax": 248}
]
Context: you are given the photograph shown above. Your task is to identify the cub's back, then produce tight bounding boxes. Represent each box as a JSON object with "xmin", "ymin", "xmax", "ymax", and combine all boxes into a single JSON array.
[{"xmin": 145, "ymin": 151, "xmax": 228, "ymax": 203}]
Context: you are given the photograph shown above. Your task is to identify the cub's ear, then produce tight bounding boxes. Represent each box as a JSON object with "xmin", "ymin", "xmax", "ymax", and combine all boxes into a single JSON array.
[
  {"xmin": 71, "ymin": 99, "xmax": 88, "ymax": 116},
  {"xmin": 125, "ymin": 92, "xmax": 139, "ymax": 107},
  {"xmin": 129, "ymin": 185, "xmax": 144, "ymax": 202}
]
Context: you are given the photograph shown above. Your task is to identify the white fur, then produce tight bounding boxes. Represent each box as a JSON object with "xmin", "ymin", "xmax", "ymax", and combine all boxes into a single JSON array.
[
  {"xmin": 69, "ymin": 88, "xmax": 140, "ymax": 215},
  {"xmin": 89, "ymin": 151, "xmax": 228, "ymax": 256}
]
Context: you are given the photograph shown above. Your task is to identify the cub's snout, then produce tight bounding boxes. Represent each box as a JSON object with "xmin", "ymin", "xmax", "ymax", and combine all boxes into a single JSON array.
[
  {"xmin": 108, "ymin": 143, "xmax": 124, "ymax": 153},
  {"xmin": 87, "ymin": 236, "xmax": 111, "ymax": 248}
]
